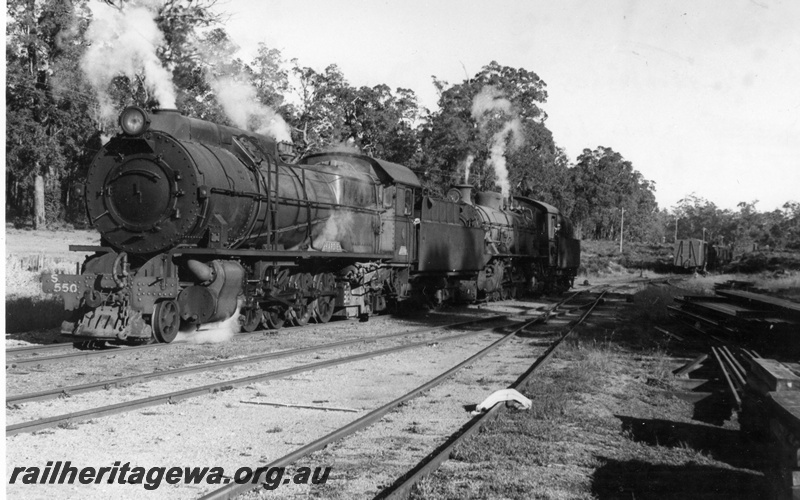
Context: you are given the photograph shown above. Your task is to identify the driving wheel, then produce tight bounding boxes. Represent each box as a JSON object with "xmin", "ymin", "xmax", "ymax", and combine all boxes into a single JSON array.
[
  {"xmin": 292, "ymin": 299, "xmax": 312, "ymax": 326},
  {"xmin": 264, "ymin": 307, "xmax": 285, "ymax": 329},
  {"xmin": 240, "ymin": 307, "xmax": 262, "ymax": 332},
  {"xmin": 313, "ymin": 273, "xmax": 335, "ymax": 323}
]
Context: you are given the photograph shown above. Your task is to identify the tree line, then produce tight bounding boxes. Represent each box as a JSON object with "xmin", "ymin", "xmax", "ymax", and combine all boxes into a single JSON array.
[
  {"xmin": 666, "ymin": 196, "xmax": 800, "ymax": 251},
  {"xmin": 7, "ymin": 0, "xmax": 799, "ymax": 251}
]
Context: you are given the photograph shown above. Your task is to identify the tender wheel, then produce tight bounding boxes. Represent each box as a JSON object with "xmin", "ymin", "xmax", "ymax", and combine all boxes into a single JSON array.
[
  {"xmin": 153, "ymin": 299, "xmax": 180, "ymax": 343},
  {"xmin": 264, "ymin": 307, "xmax": 285, "ymax": 329},
  {"xmin": 240, "ymin": 307, "xmax": 262, "ymax": 332}
]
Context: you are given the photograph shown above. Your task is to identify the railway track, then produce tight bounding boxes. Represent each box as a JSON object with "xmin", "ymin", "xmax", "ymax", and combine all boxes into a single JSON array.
[
  {"xmin": 379, "ymin": 291, "xmax": 606, "ymax": 499},
  {"xmin": 6, "ymin": 315, "xmax": 505, "ymax": 407},
  {"xmin": 197, "ymin": 290, "xmax": 602, "ymax": 499},
  {"xmin": 6, "ymin": 341, "xmax": 74, "ymax": 356},
  {"xmin": 5, "ymin": 315, "xmax": 399, "ymax": 369},
  {"xmin": 3, "ymin": 288, "xmax": 593, "ymax": 370},
  {"xmin": 7, "ymin": 314, "xmax": 518, "ymax": 436}
]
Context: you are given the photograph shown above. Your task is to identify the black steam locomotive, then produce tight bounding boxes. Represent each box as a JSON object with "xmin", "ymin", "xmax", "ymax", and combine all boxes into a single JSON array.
[{"xmin": 42, "ymin": 107, "xmax": 580, "ymax": 344}]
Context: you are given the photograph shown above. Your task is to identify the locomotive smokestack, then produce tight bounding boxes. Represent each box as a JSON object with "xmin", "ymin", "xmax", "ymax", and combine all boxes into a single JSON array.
[{"xmin": 454, "ymin": 185, "xmax": 474, "ymax": 205}]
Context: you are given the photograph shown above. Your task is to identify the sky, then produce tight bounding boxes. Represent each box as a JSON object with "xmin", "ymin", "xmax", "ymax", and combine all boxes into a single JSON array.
[{"xmin": 211, "ymin": 0, "xmax": 800, "ymax": 213}]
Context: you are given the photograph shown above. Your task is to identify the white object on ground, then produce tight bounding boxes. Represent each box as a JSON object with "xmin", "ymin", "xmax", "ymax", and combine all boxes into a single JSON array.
[{"xmin": 471, "ymin": 388, "xmax": 532, "ymax": 415}]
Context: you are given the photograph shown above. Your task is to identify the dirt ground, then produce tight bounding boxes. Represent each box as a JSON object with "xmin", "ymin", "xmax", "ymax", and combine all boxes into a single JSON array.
[{"xmin": 6, "ymin": 304, "xmax": 557, "ymax": 499}]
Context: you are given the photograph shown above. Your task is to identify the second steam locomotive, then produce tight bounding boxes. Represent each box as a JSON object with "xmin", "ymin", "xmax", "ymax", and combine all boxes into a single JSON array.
[{"xmin": 43, "ymin": 106, "xmax": 580, "ymax": 344}]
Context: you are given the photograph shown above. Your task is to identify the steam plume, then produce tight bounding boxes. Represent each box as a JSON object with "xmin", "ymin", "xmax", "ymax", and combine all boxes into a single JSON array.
[
  {"xmin": 209, "ymin": 76, "xmax": 292, "ymax": 142},
  {"xmin": 81, "ymin": 0, "xmax": 177, "ymax": 120},
  {"xmin": 471, "ymin": 86, "xmax": 524, "ymax": 197},
  {"xmin": 190, "ymin": 39, "xmax": 292, "ymax": 142},
  {"xmin": 312, "ymin": 210, "xmax": 355, "ymax": 252},
  {"xmin": 461, "ymin": 154, "xmax": 475, "ymax": 184},
  {"xmin": 177, "ymin": 303, "xmax": 242, "ymax": 344}
]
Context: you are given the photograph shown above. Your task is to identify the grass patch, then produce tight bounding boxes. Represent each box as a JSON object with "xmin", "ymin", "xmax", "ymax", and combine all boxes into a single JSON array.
[
  {"xmin": 579, "ymin": 240, "xmax": 674, "ymax": 277},
  {"xmin": 723, "ymin": 250, "xmax": 800, "ymax": 274},
  {"xmin": 579, "ymin": 241, "xmax": 800, "ymax": 289},
  {"xmin": 6, "ymin": 253, "xmax": 79, "ymax": 275},
  {"xmin": 410, "ymin": 333, "xmax": 767, "ymax": 500},
  {"xmin": 629, "ymin": 285, "xmax": 686, "ymax": 324}
]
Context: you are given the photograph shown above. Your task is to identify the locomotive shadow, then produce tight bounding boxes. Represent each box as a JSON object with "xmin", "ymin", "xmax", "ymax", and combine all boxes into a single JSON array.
[{"xmin": 5, "ymin": 295, "xmax": 66, "ymax": 342}]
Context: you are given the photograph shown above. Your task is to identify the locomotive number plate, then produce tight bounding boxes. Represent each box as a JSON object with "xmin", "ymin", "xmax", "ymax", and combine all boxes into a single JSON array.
[{"xmin": 41, "ymin": 273, "xmax": 88, "ymax": 295}]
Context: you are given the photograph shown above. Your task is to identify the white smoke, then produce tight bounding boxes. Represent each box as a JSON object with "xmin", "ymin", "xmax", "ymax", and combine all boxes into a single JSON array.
[
  {"xmin": 461, "ymin": 154, "xmax": 475, "ymax": 184},
  {"xmin": 312, "ymin": 210, "xmax": 355, "ymax": 251},
  {"xmin": 190, "ymin": 37, "xmax": 292, "ymax": 142},
  {"xmin": 471, "ymin": 86, "xmax": 524, "ymax": 197},
  {"xmin": 81, "ymin": 0, "xmax": 177, "ymax": 120},
  {"xmin": 210, "ymin": 76, "xmax": 292, "ymax": 142},
  {"xmin": 472, "ymin": 86, "xmax": 514, "ymax": 117},
  {"xmin": 327, "ymin": 140, "xmax": 361, "ymax": 154},
  {"xmin": 176, "ymin": 303, "xmax": 242, "ymax": 344}
]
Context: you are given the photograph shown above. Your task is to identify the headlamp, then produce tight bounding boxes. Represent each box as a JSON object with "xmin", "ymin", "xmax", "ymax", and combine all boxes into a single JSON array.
[{"xmin": 119, "ymin": 106, "xmax": 150, "ymax": 136}]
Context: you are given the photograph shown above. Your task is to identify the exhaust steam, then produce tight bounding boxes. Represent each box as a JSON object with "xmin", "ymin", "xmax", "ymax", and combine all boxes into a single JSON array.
[
  {"xmin": 471, "ymin": 86, "xmax": 524, "ymax": 198},
  {"xmin": 81, "ymin": 0, "xmax": 177, "ymax": 120},
  {"xmin": 176, "ymin": 303, "xmax": 242, "ymax": 344}
]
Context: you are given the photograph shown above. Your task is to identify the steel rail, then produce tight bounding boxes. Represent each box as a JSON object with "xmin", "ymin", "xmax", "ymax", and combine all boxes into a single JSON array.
[
  {"xmin": 5, "ymin": 316, "xmax": 397, "ymax": 369},
  {"xmin": 375, "ymin": 290, "xmax": 607, "ymax": 500},
  {"xmin": 718, "ymin": 346, "xmax": 746, "ymax": 387},
  {"xmin": 3, "ymin": 328, "xmax": 314, "ymax": 364},
  {"xmin": 197, "ymin": 291, "xmax": 586, "ymax": 500},
  {"xmin": 7, "ymin": 315, "xmax": 506, "ymax": 405},
  {"xmin": 6, "ymin": 342, "xmax": 164, "ymax": 369},
  {"xmin": 7, "ymin": 319, "xmax": 516, "ymax": 437},
  {"xmin": 712, "ymin": 347, "xmax": 741, "ymax": 409},
  {"xmin": 6, "ymin": 342, "xmax": 74, "ymax": 356}
]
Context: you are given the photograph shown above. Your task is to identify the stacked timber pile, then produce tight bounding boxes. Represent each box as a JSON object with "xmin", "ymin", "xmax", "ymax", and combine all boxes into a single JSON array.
[
  {"xmin": 668, "ymin": 288, "xmax": 800, "ymax": 355},
  {"xmin": 741, "ymin": 358, "xmax": 800, "ymax": 500}
]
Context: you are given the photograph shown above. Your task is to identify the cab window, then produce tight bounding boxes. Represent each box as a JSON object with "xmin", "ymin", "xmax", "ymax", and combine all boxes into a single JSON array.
[{"xmin": 383, "ymin": 186, "xmax": 395, "ymax": 208}]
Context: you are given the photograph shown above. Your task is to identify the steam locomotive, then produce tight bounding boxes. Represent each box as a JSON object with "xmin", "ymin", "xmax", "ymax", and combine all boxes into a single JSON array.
[{"xmin": 42, "ymin": 107, "xmax": 580, "ymax": 344}]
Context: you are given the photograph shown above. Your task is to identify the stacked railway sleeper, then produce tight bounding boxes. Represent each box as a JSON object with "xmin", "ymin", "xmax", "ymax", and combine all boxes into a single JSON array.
[
  {"xmin": 6, "ymin": 291, "xmax": 613, "ymax": 499},
  {"xmin": 667, "ymin": 282, "xmax": 800, "ymax": 356},
  {"xmin": 672, "ymin": 343, "xmax": 763, "ymax": 411},
  {"xmin": 664, "ymin": 286, "xmax": 800, "ymax": 500},
  {"xmin": 673, "ymin": 336, "xmax": 800, "ymax": 499}
]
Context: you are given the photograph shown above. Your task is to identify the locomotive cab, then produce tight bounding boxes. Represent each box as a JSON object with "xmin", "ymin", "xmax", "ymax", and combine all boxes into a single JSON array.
[{"xmin": 514, "ymin": 197, "xmax": 580, "ymax": 291}]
